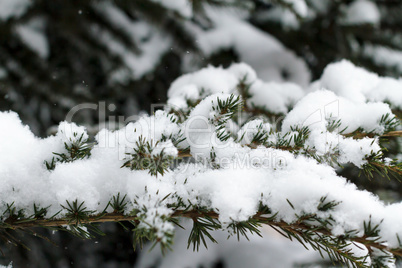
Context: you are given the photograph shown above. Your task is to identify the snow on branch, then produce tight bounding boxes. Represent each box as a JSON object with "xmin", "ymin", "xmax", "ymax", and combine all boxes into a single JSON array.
[{"xmin": 0, "ymin": 62, "xmax": 401, "ymax": 267}]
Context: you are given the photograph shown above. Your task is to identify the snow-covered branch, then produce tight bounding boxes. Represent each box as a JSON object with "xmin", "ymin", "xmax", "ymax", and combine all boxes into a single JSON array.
[{"xmin": 0, "ymin": 62, "xmax": 401, "ymax": 267}]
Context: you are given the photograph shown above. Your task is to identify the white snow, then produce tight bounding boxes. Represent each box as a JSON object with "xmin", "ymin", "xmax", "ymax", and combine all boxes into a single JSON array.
[
  {"xmin": 260, "ymin": 0, "xmax": 308, "ymax": 29},
  {"xmin": 152, "ymin": 140, "xmax": 178, "ymax": 157},
  {"xmin": 363, "ymin": 44, "xmax": 402, "ymax": 73},
  {"xmin": 282, "ymin": 89, "xmax": 392, "ymax": 166},
  {"xmin": 168, "ymin": 63, "xmax": 305, "ymax": 114},
  {"xmin": 168, "ymin": 66, "xmax": 239, "ymax": 109},
  {"xmin": 283, "ymin": 0, "xmax": 308, "ymax": 17},
  {"xmin": 0, "ymin": 111, "xmax": 63, "ymax": 216},
  {"xmin": 194, "ymin": 9, "xmax": 311, "ymax": 87},
  {"xmin": 248, "ymin": 80, "xmax": 304, "ymax": 114},
  {"xmin": 0, "ymin": 62, "xmax": 401, "ymax": 260},
  {"xmin": 342, "ymin": 0, "xmax": 381, "ymax": 25},
  {"xmin": 1, "ymin": 106, "xmax": 400, "ymax": 248},
  {"xmin": 57, "ymin": 121, "xmax": 89, "ymax": 144},
  {"xmin": 0, "ymin": 0, "xmax": 31, "ymax": 21},
  {"xmin": 92, "ymin": 1, "xmax": 171, "ymax": 80},
  {"xmin": 237, "ymin": 119, "xmax": 271, "ymax": 145},
  {"xmin": 15, "ymin": 17, "xmax": 49, "ymax": 59},
  {"xmin": 282, "ymin": 89, "xmax": 393, "ymax": 135},
  {"xmin": 315, "ymin": 60, "xmax": 402, "ymax": 109}
]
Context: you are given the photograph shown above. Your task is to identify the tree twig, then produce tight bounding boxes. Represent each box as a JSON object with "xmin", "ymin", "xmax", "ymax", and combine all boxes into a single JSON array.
[{"xmin": 4, "ymin": 210, "xmax": 402, "ymax": 257}]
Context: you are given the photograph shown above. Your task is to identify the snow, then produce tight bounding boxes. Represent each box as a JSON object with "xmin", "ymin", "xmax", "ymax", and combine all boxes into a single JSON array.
[
  {"xmin": 15, "ymin": 17, "xmax": 49, "ymax": 59},
  {"xmin": 0, "ymin": 111, "xmax": 62, "ymax": 216},
  {"xmin": 194, "ymin": 9, "xmax": 311, "ymax": 87},
  {"xmin": 1, "ymin": 107, "xmax": 400, "ymax": 247},
  {"xmin": 0, "ymin": 67, "xmax": 6, "ymax": 79},
  {"xmin": 283, "ymin": 0, "xmax": 308, "ymax": 17},
  {"xmin": 248, "ymin": 80, "xmax": 304, "ymax": 114},
  {"xmin": 168, "ymin": 63, "xmax": 305, "ymax": 114},
  {"xmin": 168, "ymin": 147, "xmax": 401, "ymax": 249},
  {"xmin": 258, "ymin": 0, "xmax": 308, "ymax": 30},
  {"xmin": 282, "ymin": 89, "xmax": 392, "ymax": 166},
  {"xmin": 0, "ymin": 0, "xmax": 31, "ymax": 21},
  {"xmin": 57, "ymin": 121, "xmax": 89, "ymax": 144},
  {"xmin": 342, "ymin": 0, "xmax": 381, "ymax": 25},
  {"xmin": 168, "ymin": 66, "xmax": 239, "ymax": 109},
  {"xmin": 152, "ymin": 140, "xmax": 178, "ymax": 157},
  {"xmin": 315, "ymin": 60, "xmax": 402, "ymax": 109},
  {"xmin": 0, "ymin": 62, "xmax": 401, "ymax": 259},
  {"xmin": 227, "ymin": 62, "xmax": 258, "ymax": 84},
  {"xmin": 92, "ymin": 1, "xmax": 171, "ymax": 80},
  {"xmin": 282, "ymin": 90, "xmax": 393, "ymax": 135},
  {"xmin": 363, "ymin": 44, "xmax": 402, "ymax": 73},
  {"xmin": 237, "ymin": 119, "xmax": 271, "ymax": 145},
  {"xmin": 182, "ymin": 93, "xmax": 239, "ymax": 158}
]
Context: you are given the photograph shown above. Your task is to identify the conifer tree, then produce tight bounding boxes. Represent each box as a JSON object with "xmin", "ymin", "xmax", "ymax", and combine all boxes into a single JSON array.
[
  {"xmin": 0, "ymin": 61, "xmax": 401, "ymax": 267},
  {"xmin": 0, "ymin": 0, "xmax": 402, "ymax": 267}
]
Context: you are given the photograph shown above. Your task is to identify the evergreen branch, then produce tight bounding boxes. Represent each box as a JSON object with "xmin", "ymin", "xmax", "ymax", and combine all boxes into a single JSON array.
[
  {"xmin": 177, "ymin": 149, "xmax": 401, "ymax": 180},
  {"xmin": 369, "ymin": 161, "xmax": 402, "ymax": 178},
  {"xmin": 3, "ymin": 210, "xmax": 402, "ymax": 258},
  {"xmin": 122, "ymin": 136, "xmax": 176, "ymax": 176},
  {"xmin": 45, "ymin": 133, "xmax": 93, "ymax": 170},
  {"xmin": 381, "ymin": 130, "xmax": 402, "ymax": 138},
  {"xmin": 362, "ymin": 151, "xmax": 402, "ymax": 180},
  {"xmin": 243, "ymin": 104, "xmax": 284, "ymax": 121},
  {"xmin": 344, "ymin": 130, "xmax": 402, "ymax": 139}
]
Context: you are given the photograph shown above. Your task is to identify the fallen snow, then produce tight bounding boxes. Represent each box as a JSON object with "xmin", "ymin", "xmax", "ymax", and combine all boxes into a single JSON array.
[
  {"xmin": 194, "ymin": 9, "xmax": 311, "ymax": 86},
  {"xmin": 314, "ymin": 60, "xmax": 402, "ymax": 110},
  {"xmin": 363, "ymin": 44, "xmax": 402, "ymax": 73},
  {"xmin": 0, "ymin": 62, "xmax": 400, "ymax": 260},
  {"xmin": 168, "ymin": 63, "xmax": 304, "ymax": 114},
  {"xmin": 248, "ymin": 80, "xmax": 304, "ymax": 114},
  {"xmin": 15, "ymin": 17, "xmax": 49, "ymax": 59},
  {"xmin": 0, "ymin": 0, "xmax": 31, "ymax": 21},
  {"xmin": 342, "ymin": 0, "xmax": 380, "ymax": 25},
  {"xmin": 0, "ymin": 108, "xmax": 400, "ymax": 249},
  {"xmin": 282, "ymin": 89, "xmax": 393, "ymax": 134}
]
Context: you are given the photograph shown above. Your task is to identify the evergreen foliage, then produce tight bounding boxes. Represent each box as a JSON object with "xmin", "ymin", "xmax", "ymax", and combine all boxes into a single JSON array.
[
  {"xmin": 0, "ymin": 77, "xmax": 401, "ymax": 267},
  {"xmin": 1, "ymin": 0, "xmax": 402, "ymax": 267}
]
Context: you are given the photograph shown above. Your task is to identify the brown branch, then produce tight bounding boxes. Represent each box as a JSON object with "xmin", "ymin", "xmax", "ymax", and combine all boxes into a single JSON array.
[
  {"xmin": 371, "ymin": 161, "xmax": 402, "ymax": 176},
  {"xmin": 4, "ymin": 210, "xmax": 402, "ymax": 257},
  {"xmin": 344, "ymin": 130, "xmax": 402, "ymax": 139},
  {"xmin": 381, "ymin": 130, "xmax": 402, "ymax": 137},
  {"xmin": 178, "ymin": 151, "xmax": 192, "ymax": 158}
]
